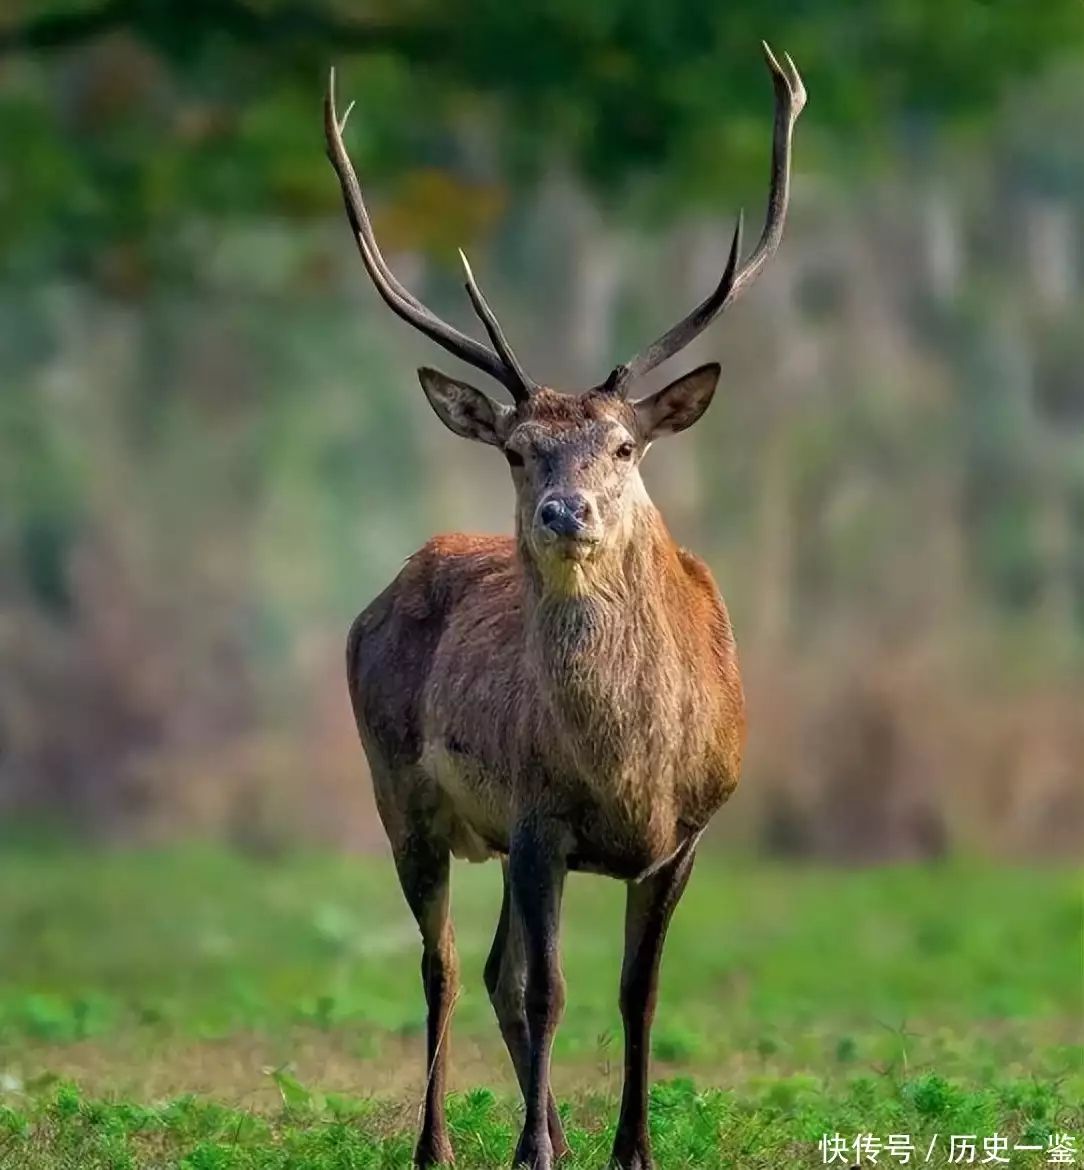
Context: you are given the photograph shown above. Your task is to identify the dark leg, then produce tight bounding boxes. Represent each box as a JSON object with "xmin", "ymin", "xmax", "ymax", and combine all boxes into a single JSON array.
[
  {"xmin": 611, "ymin": 839, "xmax": 698, "ymax": 1170},
  {"xmin": 508, "ymin": 822, "xmax": 568, "ymax": 1170},
  {"xmin": 484, "ymin": 861, "xmax": 569, "ymax": 1158},
  {"xmin": 394, "ymin": 836, "xmax": 459, "ymax": 1167}
]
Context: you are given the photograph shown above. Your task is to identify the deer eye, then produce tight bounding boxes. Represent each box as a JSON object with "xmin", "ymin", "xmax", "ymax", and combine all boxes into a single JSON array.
[
  {"xmin": 614, "ymin": 441, "xmax": 635, "ymax": 461},
  {"xmin": 505, "ymin": 448, "xmax": 525, "ymax": 468}
]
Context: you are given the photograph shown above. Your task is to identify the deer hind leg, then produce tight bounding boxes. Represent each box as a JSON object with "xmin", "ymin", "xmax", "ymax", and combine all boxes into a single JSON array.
[
  {"xmin": 508, "ymin": 820, "xmax": 568, "ymax": 1170},
  {"xmin": 484, "ymin": 860, "xmax": 569, "ymax": 1160},
  {"xmin": 394, "ymin": 833, "xmax": 460, "ymax": 1168},
  {"xmin": 611, "ymin": 837, "xmax": 699, "ymax": 1170}
]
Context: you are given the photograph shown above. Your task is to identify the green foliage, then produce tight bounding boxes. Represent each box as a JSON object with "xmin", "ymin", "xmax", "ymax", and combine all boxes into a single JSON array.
[
  {"xmin": 0, "ymin": 849, "xmax": 1079, "ymax": 1167},
  {"xmin": 0, "ymin": 1070, "xmax": 1078, "ymax": 1168},
  {"xmin": 1, "ymin": 0, "xmax": 1082, "ymax": 275},
  {"xmin": 0, "ymin": 849, "xmax": 1078, "ymax": 1052},
  {"xmin": 267, "ymin": 1066, "xmax": 322, "ymax": 1114}
]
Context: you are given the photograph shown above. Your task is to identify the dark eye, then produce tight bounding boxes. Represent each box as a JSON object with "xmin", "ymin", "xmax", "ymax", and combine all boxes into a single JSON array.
[
  {"xmin": 615, "ymin": 441, "xmax": 635, "ymax": 461},
  {"xmin": 505, "ymin": 448, "xmax": 524, "ymax": 468}
]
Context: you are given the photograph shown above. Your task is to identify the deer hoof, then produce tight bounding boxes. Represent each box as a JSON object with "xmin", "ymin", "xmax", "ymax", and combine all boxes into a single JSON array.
[
  {"xmin": 611, "ymin": 1139, "xmax": 653, "ymax": 1170},
  {"xmin": 513, "ymin": 1129, "xmax": 553, "ymax": 1170},
  {"xmin": 415, "ymin": 1132, "xmax": 455, "ymax": 1168}
]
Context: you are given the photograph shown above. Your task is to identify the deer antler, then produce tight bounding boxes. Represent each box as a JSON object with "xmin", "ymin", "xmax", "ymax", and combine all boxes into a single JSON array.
[
  {"xmin": 324, "ymin": 68, "xmax": 538, "ymax": 403},
  {"xmin": 603, "ymin": 43, "xmax": 806, "ymax": 396}
]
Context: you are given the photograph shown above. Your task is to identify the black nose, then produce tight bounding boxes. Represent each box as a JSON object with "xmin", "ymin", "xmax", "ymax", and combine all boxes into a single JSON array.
[{"xmin": 538, "ymin": 494, "xmax": 593, "ymax": 538}]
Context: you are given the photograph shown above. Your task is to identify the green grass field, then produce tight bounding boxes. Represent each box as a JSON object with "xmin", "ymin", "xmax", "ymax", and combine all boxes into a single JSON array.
[{"xmin": 0, "ymin": 846, "xmax": 1079, "ymax": 1168}]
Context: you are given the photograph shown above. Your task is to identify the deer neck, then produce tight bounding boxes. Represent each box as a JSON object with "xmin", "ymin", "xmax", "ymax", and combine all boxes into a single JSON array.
[{"xmin": 518, "ymin": 498, "xmax": 683, "ymax": 725}]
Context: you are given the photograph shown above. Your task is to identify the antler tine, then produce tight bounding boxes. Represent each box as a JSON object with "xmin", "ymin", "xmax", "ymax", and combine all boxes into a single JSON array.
[
  {"xmin": 324, "ymin": 68, "xmax": 534, "ymax": 401},
  {"xmin": 605, "ymin": 44, "xmax": 806, "ymax": 395},
  {"xmin": 724, "ymin": 42, "xmax": 806, "ymax": 302},
  {"xmin": 458, "ymin": 250, "xmax": 539, "ymax": 399}
]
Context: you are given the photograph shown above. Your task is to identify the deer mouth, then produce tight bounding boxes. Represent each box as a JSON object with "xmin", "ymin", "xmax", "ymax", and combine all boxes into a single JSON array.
[
  {"xmin": 557, "ymin": 536, "xmax": 600, "ymax": 564},
  {"xmin": 536, "ymin": 531, "xmax": 602, "ymax": 564}
]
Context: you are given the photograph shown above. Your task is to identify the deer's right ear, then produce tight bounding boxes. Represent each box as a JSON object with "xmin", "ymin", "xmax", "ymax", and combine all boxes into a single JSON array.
[{"xmin": 418, "ymin": 367, "xmax": 513, "ymax": 447}]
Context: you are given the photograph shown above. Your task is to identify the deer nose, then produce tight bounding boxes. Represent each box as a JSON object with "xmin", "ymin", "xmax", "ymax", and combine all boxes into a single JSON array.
[{"xmin": 537, "ymin": 493, "xmax": 595, "ymax": 539}]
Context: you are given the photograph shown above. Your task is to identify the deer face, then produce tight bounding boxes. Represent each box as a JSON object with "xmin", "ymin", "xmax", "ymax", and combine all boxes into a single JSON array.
[{"xmin": 419, "ymin": 365, "xmax": 720, "ymax": 573}]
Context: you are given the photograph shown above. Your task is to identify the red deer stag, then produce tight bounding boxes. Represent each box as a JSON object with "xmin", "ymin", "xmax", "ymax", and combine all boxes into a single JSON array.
[{"xmin": 328, "ymin": 44, "xmax": 805, "ymax": 1170}]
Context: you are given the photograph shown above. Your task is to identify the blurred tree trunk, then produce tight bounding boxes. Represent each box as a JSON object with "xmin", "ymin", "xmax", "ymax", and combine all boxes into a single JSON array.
[
  {"xmin": 753, "ymin": 428, "xmax": 794, "ymax": 660},
  {"xmin": 921, "ymin": 184, "xmax": 963, "ymax": 303},
  {"xmin": 1024, "ymin": 196, "xmax": 1077, "ymax": 641},
  {"xmin": 1025, "ymin": 199, "xmax": 1077, "ymax": 309}
]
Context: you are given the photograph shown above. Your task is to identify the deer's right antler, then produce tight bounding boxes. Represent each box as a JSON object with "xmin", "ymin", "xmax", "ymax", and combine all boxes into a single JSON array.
[{"xmin": 324, "ymin": 69, "xmax": 539, "ymax": 403}]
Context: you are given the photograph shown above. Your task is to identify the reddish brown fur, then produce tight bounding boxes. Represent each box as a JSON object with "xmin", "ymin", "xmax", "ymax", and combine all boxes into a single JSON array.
[{"xmin": 350, "ymin": 523, "xmax": 744, "ymax": 872}]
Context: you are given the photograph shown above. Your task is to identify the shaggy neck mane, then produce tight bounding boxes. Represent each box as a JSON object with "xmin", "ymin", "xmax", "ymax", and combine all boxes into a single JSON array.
[{"xmin": 517, "ymin": 502, "xmax": 689, "ymax": 750}]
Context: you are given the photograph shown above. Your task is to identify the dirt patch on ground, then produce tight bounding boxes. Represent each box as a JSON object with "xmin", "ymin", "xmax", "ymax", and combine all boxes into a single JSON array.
[{"xmin": 3, "ymin": 1031, "xmax": 529, "ymax": 1108}]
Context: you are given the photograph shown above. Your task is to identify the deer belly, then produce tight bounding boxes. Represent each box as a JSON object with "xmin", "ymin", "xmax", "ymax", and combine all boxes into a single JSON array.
[
  {"xmin": 563, "ymin": 763, "xmax": 734, "ymax": 879},
  {"xmin": 550, "ymin": 773, "xmax": 673, "ymax": 878},
  {"xmin": 423, "ymin": 744, "xmax": 509, "ymax": 861},
  {"xmin": 565, "ymin": 810, "xmax": 689, "ymax": 880}
]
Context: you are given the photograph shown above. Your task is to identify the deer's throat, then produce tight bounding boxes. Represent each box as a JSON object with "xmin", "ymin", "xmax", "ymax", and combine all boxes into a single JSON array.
[{"xmin": 522, "ymin": 509, "xmax": 678, "ymax": 730}]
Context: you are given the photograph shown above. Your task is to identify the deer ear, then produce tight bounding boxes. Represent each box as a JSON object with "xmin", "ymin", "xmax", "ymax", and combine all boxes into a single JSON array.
[
  {"xmin": 633, "ymin": 362, "xmax": 720, "ymax": 440},
  {"xmin": 418, "ymin": 367, "xmax": 512, "ymax": 446}
]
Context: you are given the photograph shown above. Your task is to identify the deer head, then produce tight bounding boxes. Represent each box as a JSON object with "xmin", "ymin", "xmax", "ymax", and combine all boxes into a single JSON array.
[{"xmin": 325, "ymin": 45, "xmax": 806, "ymax": 583}]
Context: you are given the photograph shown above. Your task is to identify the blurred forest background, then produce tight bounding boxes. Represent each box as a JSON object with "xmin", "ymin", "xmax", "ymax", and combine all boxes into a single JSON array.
[{"xmin": 1, "ymin": 0, "xmax": 1082, "ymax": 860}]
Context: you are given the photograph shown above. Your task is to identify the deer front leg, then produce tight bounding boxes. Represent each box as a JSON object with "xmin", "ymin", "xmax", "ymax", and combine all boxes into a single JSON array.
[
  {"xmin": 508, "ymin": 820, "xmax": 568, "ymax": 1170},
  {"xmin": 611, "ymin": 837, "xmax": 698, "ymax": 1170},
  {"xmin": 485, "ymin": 860, "xmax": 570, "ymax": 1158}
]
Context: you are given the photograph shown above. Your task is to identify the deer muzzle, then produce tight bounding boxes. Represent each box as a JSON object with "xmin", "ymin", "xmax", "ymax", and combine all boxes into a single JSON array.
[{"xmin": 534, "ymin": 493, "xmax": 602, "ymax": 560}]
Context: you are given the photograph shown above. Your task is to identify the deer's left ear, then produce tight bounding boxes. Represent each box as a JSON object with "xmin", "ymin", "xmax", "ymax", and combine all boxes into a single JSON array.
[{"xmin": 633, "ymin": 362, "xmax": 720, "ymax": 440}]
